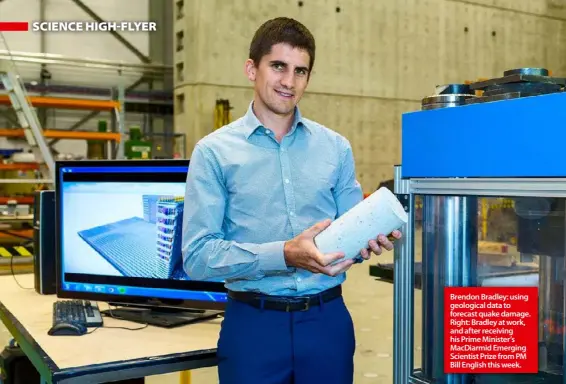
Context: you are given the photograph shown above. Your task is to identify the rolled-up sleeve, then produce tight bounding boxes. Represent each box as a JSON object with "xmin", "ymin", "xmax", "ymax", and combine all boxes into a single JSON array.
[{"xmin": 182, "ymin": 143, "xmax": 289, "ymax": 282}]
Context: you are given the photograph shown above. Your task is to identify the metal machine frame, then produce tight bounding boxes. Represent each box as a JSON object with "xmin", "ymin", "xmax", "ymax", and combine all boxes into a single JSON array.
[
  {"xmin": 392, "ymin": 173, "xmax": 566, "ymax": 383},
  {"xmin": 392, "ymin": 70, "xmax": 566, "ymax": 383}
]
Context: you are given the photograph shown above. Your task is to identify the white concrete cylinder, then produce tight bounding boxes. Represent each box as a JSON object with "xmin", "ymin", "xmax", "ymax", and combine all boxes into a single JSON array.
[{"xmin": 314, "ymin": 187, "xmax": 408, "ymax": 261}]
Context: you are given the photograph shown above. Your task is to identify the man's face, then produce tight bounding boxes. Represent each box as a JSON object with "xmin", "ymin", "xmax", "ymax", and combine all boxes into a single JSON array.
[{"xmin": 245, "ymin": 42, "xmax": 311, "ymax": 117}]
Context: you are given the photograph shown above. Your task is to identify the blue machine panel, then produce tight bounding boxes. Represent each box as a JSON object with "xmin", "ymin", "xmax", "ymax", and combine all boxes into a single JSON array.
[{"xmin": 401, "ymin": 92, "xmax": 566, "ymax": 178}]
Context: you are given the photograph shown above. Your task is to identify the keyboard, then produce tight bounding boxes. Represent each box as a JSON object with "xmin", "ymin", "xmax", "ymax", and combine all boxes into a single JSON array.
[{"xmin": 52, "ymin": 300, "xmax": 104, "ymax": 328}]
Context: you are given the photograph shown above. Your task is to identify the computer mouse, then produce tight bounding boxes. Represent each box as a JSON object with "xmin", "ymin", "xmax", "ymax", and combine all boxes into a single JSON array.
[{"xmin": 48, "ymin": 322, "xmax": 87, "ymax": 336}]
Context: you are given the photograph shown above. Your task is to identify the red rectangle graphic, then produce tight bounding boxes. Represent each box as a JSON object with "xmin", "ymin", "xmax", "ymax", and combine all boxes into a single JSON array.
[
  {"xmin": 0, "ymin": 22, "xmax": 29, "ymax": 32},
  {"xmin": 444, "ymin": 286, "xmax": 538, "ymax": 374}
]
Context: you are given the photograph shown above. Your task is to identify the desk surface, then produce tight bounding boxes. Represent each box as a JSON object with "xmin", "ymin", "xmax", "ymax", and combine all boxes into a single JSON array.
[{"xmin": 0, "ymin": 274, "xmax": 221, "ymax": 383}]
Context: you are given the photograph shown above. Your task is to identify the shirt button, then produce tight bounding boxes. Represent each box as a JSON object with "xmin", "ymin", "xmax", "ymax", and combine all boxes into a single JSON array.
[
  {"xmin": 290, "ymin": 211, "xmax": 295, "ymax": 216},
  {"xmin": 284, "ymin": 179, "xmax": 290, "ymax": 184},
  {"xmin": 281, "ymin": 148, "xmax": 285, "ymax": 152},
  {"xmin": 297, "ymin": 277, "xmax": 302, "ymax": 282},
  {"xmin": 265, "ymin": 129, "xmax": 270, "ymax": 134}
]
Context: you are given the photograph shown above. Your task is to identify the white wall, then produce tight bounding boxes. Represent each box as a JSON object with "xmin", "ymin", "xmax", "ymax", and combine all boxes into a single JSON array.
[{"xmin": 0, "ymin": 0, "xmax": 152, "ymax": 155}]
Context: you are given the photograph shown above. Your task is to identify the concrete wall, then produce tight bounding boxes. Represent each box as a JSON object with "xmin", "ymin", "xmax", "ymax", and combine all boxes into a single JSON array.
[{"xmin": 174, "ymin": 0, "xmax": 566, "ymax": 192}]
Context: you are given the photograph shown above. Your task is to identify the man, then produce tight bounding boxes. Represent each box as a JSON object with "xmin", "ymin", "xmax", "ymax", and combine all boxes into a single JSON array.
[{"xmin": 182, "ymin": 17, "xmax": 401, "ymax": 384}]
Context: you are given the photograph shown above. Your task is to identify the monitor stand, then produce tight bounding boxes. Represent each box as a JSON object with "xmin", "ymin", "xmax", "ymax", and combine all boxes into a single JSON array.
[{"xmin": 101, "ymin": 305, "xmax": 224, "ymax": 328}]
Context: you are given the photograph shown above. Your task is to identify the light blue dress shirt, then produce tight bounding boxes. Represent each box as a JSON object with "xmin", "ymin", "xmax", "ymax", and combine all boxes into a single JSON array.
[{"xmin": 182, "ymin": 102, "xmax": 364, "ymax": 296}]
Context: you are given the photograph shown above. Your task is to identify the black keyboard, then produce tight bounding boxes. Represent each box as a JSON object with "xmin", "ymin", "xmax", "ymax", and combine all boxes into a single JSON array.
[{"xmin": 52, "ymin": 300, "xmax": 104, "ymax": 328}]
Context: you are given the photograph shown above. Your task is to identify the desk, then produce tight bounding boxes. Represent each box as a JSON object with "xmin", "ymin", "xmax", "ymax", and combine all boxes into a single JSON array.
[{"xmin": 0, "ymin": 274, "xmax": 221, "ymax": 383}]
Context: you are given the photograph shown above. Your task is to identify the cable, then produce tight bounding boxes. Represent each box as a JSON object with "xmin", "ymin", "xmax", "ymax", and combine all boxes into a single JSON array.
[
  {"xmin": 86, "ymin": 323, "xmax": 148, "ymax": 334},
  {"xmin": 10, "ymin": 255, "xmax": 33, "ymax": 290},
  {"xmin": 86, "ymin": 304, "xmax": 149, "ymax": 333},
  {"xmin": 1, "ymin": 233, "xmax": 33, "ymax": 290}
]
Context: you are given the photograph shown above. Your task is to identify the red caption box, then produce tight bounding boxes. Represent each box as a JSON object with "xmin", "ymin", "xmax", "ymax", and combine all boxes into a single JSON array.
[{"xmin": 444, "ymin": 286, "xmax": 538, "ymax": 374}]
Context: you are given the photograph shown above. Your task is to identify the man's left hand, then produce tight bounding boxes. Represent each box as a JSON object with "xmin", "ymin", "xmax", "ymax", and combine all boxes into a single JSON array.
[{"xmin": 360, "ymin": 230, "xmax": 403, "ymax": 260}]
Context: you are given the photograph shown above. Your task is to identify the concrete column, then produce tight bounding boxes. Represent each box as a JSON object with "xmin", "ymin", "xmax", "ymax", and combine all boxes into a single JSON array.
[{"xmin": 149, "ymin": 0, "xmax": 174, "ymax": 158}]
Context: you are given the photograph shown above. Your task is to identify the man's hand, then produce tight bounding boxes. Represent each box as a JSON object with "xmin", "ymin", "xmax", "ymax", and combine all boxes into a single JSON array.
[
  {"xmin": 359, "ymin": 230, "xmax": 403, "ymax": 260},
  {"xmin": 284, "ymin": 219, "xmax": 354, "ymax": 276}
]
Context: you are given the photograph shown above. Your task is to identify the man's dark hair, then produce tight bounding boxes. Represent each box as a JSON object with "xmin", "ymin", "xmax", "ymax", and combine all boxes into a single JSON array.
[{"xmin": 249, "ymin": 17, "xmax": 316, "ymax": 72}]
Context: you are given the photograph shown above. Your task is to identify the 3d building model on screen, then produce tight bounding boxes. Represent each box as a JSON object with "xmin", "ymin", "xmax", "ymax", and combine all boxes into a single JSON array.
[
  {"xmin": 155, "ymin": 197, "xmax": 186, "ymax": 279},
  {"xmin": 77, "ymin": 195, "xmax": 189, "ymax": 280},
  {"xmin": 143, "ymin": 194, "xmax": 173, "ymax": 224}
]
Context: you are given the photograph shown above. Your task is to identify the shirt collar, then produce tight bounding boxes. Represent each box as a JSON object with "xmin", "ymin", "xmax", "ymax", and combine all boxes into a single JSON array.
[{"xmin": 241, "ymin": 101, "xmax": 310, "ymax": 139}]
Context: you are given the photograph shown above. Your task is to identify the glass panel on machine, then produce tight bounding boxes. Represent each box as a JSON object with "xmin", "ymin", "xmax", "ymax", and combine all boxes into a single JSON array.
[
  {"xmin": 413, "ymin": 195, "xmax": 423, "ymax": 370},
  {"xmin": 412, "ymin": 195, "xmax": 564, "ymax": 383}
]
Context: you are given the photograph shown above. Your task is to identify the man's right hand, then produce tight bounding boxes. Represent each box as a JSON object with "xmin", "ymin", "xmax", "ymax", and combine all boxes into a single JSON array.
[{"xmin": 283, "ymin": 219, "xmax": 354, "ymax": 276}]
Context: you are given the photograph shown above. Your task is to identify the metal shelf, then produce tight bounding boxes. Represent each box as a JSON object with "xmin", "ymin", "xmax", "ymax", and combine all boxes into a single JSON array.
[
  {"xmin": 0, "ymin": 179, "xmax": 51, "ymax": 184},
  {"xmin": 0, "ymin": 163, "xmax": 38, "ymax": 171},
  {"xmin": 0, "ymin": 196, "xmax": 34, "ymax": 204},
  {"xmin": 0, "ymin": 128, "xmax": 121, "ymax": 142},
  {"xmin": 0, "ymin": 50, "xmax": 176, "ymax": 164},
  {"xmin": 0, "ymin": 229, "xmax": 32, "ymax": 239},
  {"xmin": 0, "ymin": 94, "xmax": 119, "ymax": 111},
  {"xmin": 0, "ymin": 50, "xmax": 171, "ymax": 76}
]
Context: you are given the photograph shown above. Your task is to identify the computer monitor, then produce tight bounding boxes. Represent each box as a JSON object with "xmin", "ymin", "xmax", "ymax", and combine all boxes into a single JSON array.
[{"xmin": 55, "ymin": 159, "xmax": 227, "ymax": 327}]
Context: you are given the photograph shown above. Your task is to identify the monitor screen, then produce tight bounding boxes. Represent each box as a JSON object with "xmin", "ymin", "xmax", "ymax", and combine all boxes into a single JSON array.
[{"xmin": 55, "ymin": 160, "xmax": 227, "ymax": 310}]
